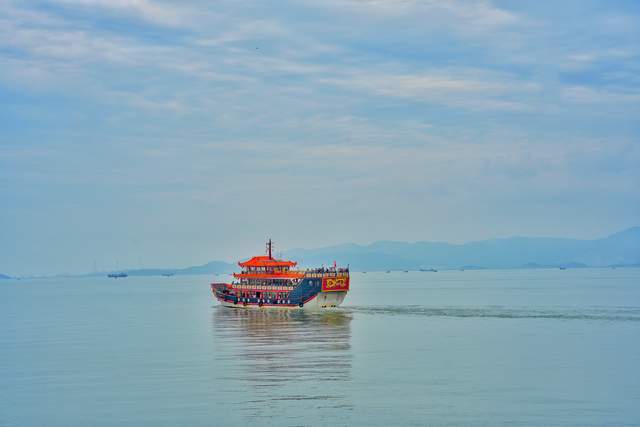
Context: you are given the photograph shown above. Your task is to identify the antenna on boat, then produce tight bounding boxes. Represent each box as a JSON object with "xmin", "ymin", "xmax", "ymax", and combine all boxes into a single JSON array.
[{"xmin": 266, "ymin": 238, "xmax": 273, "ymax": 259}]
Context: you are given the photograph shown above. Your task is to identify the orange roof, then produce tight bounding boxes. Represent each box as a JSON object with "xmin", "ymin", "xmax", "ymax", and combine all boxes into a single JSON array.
[{"xmin": 238, "ymin": 255, "xmax": 297, "ymax": 268}]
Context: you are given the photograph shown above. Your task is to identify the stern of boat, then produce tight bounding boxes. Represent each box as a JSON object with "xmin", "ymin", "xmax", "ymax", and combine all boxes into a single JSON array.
[{"xmin": 304, "ymin": 290, "xmax": 348, "ymax": 310}]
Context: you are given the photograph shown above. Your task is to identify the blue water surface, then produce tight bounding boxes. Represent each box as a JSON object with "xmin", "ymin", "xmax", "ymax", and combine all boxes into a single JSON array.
[{"xmin": 1, "ymin": 269, "xmax": 639, "ymax": 426}]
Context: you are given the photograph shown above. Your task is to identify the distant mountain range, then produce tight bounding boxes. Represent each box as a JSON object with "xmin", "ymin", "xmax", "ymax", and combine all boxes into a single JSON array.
[{"xmin": 283, "ymin": 226, "xmax": 640, "ymax": 271}]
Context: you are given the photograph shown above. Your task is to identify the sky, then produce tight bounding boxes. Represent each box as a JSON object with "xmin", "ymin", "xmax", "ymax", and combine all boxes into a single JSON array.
[{"xmin": 1, "ymin": 0, "xmax": 639, "ymax": 275}]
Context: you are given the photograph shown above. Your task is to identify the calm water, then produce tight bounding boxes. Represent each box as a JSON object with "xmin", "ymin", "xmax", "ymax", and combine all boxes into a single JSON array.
[{"xmin": 2, "ymin": 269, "xmax": 639, "ymax": 426}]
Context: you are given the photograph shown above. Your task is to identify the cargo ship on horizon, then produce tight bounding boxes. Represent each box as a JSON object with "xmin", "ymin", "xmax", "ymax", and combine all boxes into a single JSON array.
[
  {"xmin": 211, "ymin": 240, "xmax": 349, "ymax": 310},
  {"xmin": 107, "ymin": 272, "xmax": 128, "ymax": 278}
]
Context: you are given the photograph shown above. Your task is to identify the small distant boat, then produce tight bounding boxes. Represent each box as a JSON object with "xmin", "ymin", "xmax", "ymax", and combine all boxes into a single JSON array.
[
  {"xmin": 107, "ymin": 272, "xmax": 128, "ymax": 278},
  {"xmin": 386, "ymin": 270, "xmax": 391, "ymax": 273},
  {"xmin": 559, "ymin": 266, "xmax": 567, "ymax": 270},
  {"xmin": 419, "ymin": 268, "xmax": 438, "ymax": 272},
  {"xmin": 161, "ymin": 272, "xmax": 175, "ymax": 277},
  {"xmin": 403, "ymin": 270, "xmax": 409, "ymax": 273}
]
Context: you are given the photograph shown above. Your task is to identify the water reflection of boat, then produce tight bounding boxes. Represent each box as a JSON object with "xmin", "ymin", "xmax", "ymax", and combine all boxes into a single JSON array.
[
  {"xmin": 211, "ymin": 307, "xmax": 353, "ymax": 421},
  {"xmin": 212, "ymin": 308, "xmax": 352, "ymax": 351}
]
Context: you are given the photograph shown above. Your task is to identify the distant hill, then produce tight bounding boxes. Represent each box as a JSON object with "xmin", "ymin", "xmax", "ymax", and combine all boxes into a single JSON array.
[
  {"xmin": 118, "ymin": 260, "xmax": 234, "ymax": 277},
  {"xmin": 0, "ymin": 273, "xmax": 11, "ymax": 280},
  {"xmin": 283, "ymin": 226, "xmax": 640, "ymax": 271},
  {"xmin": 177, "ymin": 260, "xmax": 235, "ymax": 275}
]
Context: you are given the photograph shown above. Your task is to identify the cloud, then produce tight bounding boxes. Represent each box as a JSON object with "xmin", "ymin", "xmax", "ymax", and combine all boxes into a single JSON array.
[
  {"xmin": 561, "ymin": 48, "xmax": 638, "ymax": 71},
  {"xmin": 315, "ymin": 0, "xmax": 519, "ymax": 30},
  {"xmin": 193, "ymin": 20, "xmax": 290, "ymax": 47},
  {"xmin": 48, "ymin": 0, "xmax": 194, "ymax": 27},
  {"xmin": 562, "ymin": 85, "xmax": 640, "ymax": 105},
  {"xmin": 320, "ymin": 69, "xmax": 539, "ymax": 111},
  {"xmin": 1, "ymin": 27, "xmax": 140, "ymax": 63}
]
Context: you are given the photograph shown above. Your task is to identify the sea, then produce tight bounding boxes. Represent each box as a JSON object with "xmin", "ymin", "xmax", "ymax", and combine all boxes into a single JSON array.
[{"xmin": 1, "ymin": 269, "xmax": 639, "ymax": 426}]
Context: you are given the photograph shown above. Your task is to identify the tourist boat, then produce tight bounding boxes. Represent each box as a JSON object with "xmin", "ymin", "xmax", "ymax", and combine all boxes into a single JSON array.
[{"xmin": 211, "ymin": 240, "xmax": 349, "ymax": 310}]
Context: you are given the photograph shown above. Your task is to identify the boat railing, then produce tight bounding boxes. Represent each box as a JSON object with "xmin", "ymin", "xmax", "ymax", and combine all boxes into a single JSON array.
[{"xmin": 302, "ymin": 269, "xmax": 349, "ymax": 278}]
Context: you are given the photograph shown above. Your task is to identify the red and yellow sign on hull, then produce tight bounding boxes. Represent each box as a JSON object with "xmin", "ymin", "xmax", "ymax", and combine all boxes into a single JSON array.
[{"xmin": 321, "ymin": 276, "xmax": 350, "ymax": 292}]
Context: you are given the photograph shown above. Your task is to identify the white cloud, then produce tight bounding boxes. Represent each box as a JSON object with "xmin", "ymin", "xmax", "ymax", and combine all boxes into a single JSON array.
[
  {"xmin": 193, "ymin": 20, "xmax": 290, "ymax": 47},
  {"xmin": 312, "ymin": 0, "xmax": 519, "ymax": 32},
  {"xmin": 562, "ymin": 86, "xmax": 640, "ymax": 105},
  {"xmin": 320, "ymin": 69, "xmax": 539, "ymax": 111},
  {"xmin": 49, "ymin": 0, "xmax": 193, "ymax": 27},
  {"xmin": 561, "ymin": 48, "xmax": 638, "ymax": 71}
]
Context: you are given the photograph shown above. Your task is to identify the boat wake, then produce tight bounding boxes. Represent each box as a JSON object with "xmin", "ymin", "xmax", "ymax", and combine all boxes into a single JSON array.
[{"xmin": 344, "ymin": 305, "xmax": 640, "ymax": 322}]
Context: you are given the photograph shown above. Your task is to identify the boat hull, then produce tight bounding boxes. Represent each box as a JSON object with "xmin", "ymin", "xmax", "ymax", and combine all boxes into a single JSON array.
[
  {"xmin": 215, "ymin": 291, "xmax": 348, "ymax": 311},
  {"xmin": 212, "ymin": 272, "xmax": 349, "ymax": 310}
]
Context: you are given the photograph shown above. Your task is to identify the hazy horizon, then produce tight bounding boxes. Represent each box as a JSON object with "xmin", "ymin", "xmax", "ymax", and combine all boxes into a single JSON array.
[
  {"xmin": 2, "ymin": 1, "xmax": 639, "ymax": 275},
  {"xmin": 4, "ymin": 225, "xmax": 638, "ymax": 277}
]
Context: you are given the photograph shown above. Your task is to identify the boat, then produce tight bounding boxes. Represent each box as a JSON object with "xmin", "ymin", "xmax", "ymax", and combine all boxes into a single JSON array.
[
  {"xmin": 161, "ymin": 272, "xmax": 175, "ymax": 277},
  {"xmin": 211, "ymin": 240, "xmax": 349, "ymax": 310},
  {"xmin": 107, "ymin": 272, "xmax": 128, "ymax": 278},
  {"xmin": 419, "ymin": 268, "xmax": 438, "ymax": 272}
]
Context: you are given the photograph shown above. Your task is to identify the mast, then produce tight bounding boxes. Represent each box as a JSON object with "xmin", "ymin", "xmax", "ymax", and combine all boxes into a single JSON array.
[{"xmin": 267, "ymin": 238, "xmax": 272, "ymax": 259}]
